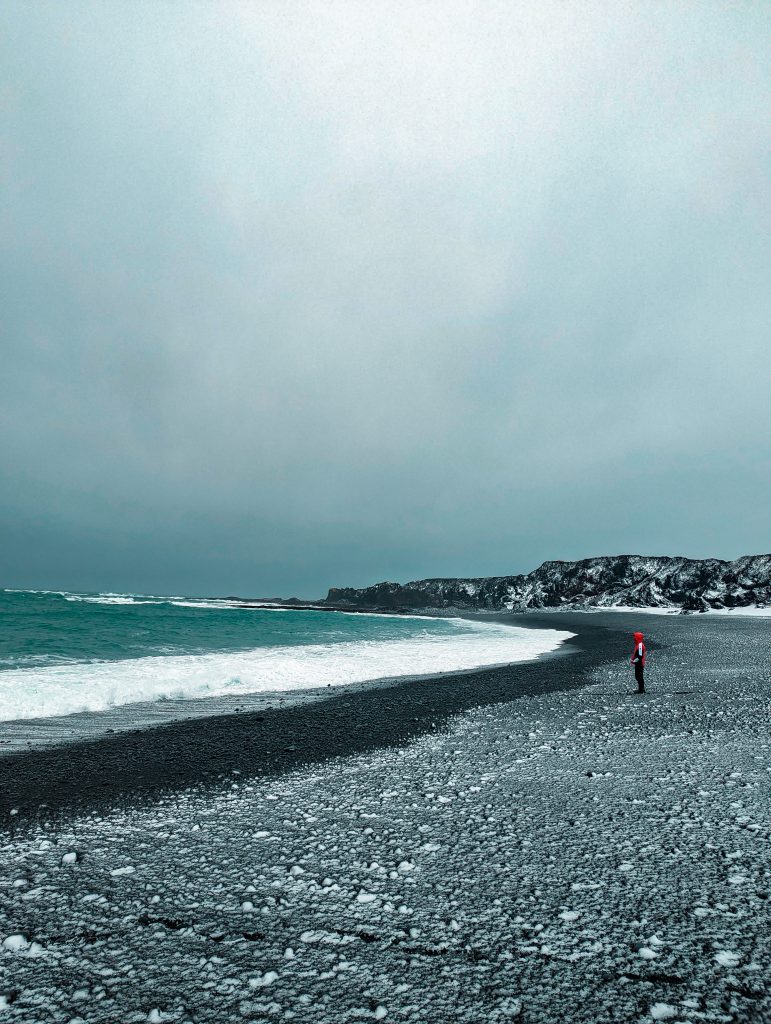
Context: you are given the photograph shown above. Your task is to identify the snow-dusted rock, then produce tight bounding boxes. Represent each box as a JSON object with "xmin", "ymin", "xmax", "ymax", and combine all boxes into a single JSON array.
[
  {"xmin": 325, "ymin": 553, "xmax": 771, "ymax": 613},
  {"xmin": 714, "ymin": 950, "xmax": 741, "ymax": 968},
  {"xmin": 249, "ymin": 971, "xmax": 279, "ymax": 988},
  {"xmin": 649, "ymin": 1004, "xmax": 677, "ymax": 1021}
]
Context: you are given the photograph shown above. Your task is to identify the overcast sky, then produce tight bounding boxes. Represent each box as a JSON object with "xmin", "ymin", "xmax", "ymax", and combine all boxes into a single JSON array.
[{"xmin": 1, "ymin": 2, "xmax": 769, "ymax": 597}]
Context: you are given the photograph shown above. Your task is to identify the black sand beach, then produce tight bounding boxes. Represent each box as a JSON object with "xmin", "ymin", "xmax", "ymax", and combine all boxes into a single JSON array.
[{"xmin": 1, "ymin": 612, "xmax": 769, "ymax": 1024}]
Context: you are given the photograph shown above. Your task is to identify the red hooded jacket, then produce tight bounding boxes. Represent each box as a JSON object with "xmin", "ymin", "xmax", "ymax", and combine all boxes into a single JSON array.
[{"xmin": 631, "ymin": 632, "xmax": 646, "ymax": 667}]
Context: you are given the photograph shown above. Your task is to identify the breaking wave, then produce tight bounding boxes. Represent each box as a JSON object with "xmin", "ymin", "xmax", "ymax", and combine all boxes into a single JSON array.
[{"xmin": 0, "ymin": 621, "xmax": 572, "ymax": 722}]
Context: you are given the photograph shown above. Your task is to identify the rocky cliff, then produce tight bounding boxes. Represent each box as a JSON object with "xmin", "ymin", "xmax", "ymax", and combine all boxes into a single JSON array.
[{"xmin": 324, "ymin": 553, "xmax": 771, "ymax": 613}]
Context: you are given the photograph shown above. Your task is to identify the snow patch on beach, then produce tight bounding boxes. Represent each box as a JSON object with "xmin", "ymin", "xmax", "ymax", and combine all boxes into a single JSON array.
[
  {"xmin": 583, "ymin": 603, "xmax": 771, "ymax": 618},
  {"xmin": 0, "ymin": 622, "xmax": 572, "ymax": 722},
  {"xmin": 701, "ymin": 605, "xmax": 771, "ymax": 618},
  {"xmin": 582, "ymin": 604, "xmax": 682, "ymax": 616}
]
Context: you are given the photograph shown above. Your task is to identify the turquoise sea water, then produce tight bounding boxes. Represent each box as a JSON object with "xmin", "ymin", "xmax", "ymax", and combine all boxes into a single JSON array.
[
  {"xmin": 0, "ymin": 590, "xmax": 571, "ymax": 721},
  {"xmin": 0, "ymin": 589, "xmax": 462, "ymax": 669}
]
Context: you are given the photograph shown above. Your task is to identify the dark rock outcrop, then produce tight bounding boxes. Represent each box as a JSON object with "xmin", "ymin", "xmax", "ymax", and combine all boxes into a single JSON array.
[{"xmin": 324, "ymin": 553, "xmax": 771, "ymax": 614}]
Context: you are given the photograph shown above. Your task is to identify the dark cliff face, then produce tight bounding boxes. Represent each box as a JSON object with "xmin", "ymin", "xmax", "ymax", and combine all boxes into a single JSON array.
[{"xmin": 325, "ymin": 553, "xmax": 771, "ymax": 613}]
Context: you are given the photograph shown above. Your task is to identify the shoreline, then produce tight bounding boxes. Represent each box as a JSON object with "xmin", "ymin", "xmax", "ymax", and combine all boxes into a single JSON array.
[
  {"xmin": 2, "ymin": 612, "xmax": 768, "ymax": 1022},
  {"xmin": 0, "ymin": 612, "xmax": 572, "ymax": 755},
  {"xmin": 0, "ymin": 613, "xmax": 623, "ymax": 823}
]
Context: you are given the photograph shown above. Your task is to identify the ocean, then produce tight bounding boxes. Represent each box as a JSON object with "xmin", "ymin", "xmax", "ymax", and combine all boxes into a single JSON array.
[{"xmin": 0, "ymin": 589, "xmax": 572, "ymax": 722}]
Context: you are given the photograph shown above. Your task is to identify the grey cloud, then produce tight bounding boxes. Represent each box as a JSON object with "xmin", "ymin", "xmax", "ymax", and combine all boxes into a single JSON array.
[{"xmin": 1, "ymin": 1, "xmax": 769, "ymax": 596}]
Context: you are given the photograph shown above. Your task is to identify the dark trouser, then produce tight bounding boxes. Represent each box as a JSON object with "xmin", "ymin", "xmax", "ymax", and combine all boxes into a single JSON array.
[{"xmin": 634, "ymin": 663, "xmax": 645, "ymax": 693}]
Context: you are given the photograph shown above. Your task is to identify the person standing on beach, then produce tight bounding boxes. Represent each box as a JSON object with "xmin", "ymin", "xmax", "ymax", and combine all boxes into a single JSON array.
[{"xmin": 631, "ymin": 631, "xmax": 646, "ymax": 693}]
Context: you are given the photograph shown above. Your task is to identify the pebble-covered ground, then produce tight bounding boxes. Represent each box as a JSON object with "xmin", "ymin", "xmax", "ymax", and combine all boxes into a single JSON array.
[{"xmin": 1, "ymin": 614, "xmax": 769, "ymax": 1023}]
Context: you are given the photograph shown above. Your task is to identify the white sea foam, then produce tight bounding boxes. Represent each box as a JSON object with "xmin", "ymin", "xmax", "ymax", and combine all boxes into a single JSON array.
[
  {"xmin": 61, "ymin": 593, "xmax": 286, "ymax": 610},
  {"xmin": 62, "ymin": 594, "xmax": 242, "ymax": 609},
  {"xmin": 2, "ymin": 588, "xmax": 74, "ymax": 597},
  {"xmin": 4, "ymin": 587, "xmax": 441, "ymax": 616},
  {"xmin": 0, "ymin": 622, "xmax": 573, "ymax": 722},
  {"xmin": 166, "ymin": 599, "xmax": 259, "ymax": 610},
  {"xmin": 58, "ymin": 592, "xmax": 445, "ymax": 618}
]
